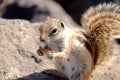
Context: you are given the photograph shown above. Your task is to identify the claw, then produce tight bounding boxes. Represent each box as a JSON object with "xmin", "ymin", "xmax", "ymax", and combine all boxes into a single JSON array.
[{"xmin": 48, "ymin": 53, "xmax": 54, "ymax": 59}]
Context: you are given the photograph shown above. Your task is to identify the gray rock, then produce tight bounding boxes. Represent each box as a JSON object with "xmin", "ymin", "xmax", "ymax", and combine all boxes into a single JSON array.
[
  {"xmin": 1, "ymin": 0, "xmax": 80, "ymax": 28},
  {"xmin": 0, "ymin": 18, "xmax": 68, "ymax": 80}
]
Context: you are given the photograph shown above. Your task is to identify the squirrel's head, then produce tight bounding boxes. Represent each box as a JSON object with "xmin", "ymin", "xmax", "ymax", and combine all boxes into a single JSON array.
[{"xmin": 39, "ymin": 17, "xmax": 65, "ymax": 43}]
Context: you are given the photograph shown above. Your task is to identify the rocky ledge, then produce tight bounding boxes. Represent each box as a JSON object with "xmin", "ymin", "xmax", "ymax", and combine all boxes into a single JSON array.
[{"xmin": 0, "ymin": 18, "xmax": 68, "ymax": 80}]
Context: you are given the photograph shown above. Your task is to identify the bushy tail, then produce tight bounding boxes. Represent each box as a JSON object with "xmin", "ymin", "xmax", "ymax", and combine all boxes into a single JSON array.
[
  {"xmin": 81, "ymin": 3, "xmax": 120, "ymax": 64},
  {"xmin": 81, "ymin": 3, "xmax": 120, "ymax": 34}
]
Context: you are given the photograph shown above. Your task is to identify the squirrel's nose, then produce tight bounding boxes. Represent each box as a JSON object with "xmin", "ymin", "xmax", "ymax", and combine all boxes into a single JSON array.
[
  {"xmin": 40, "ymin": 39, "xmax": 45, "ymax": 42},
  {"xmin": 40, "ymin": 35, "xmax": 47, "ymax": 42},
  {"xmin": 40, "ymin": 37, "xmax": 46, "ymax": 42}
]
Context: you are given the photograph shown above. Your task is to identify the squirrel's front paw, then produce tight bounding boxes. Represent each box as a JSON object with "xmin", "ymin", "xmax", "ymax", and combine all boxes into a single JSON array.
[
  {"xmin": 47, "ymin": 53, "xmax": 54, "ymax": 59},
  {"xmin": 48, "ymin": 52, "xmax": 66, "ymax": 60}
]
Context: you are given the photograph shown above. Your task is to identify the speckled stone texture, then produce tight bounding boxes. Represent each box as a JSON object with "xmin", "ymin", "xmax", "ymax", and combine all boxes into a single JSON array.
[{"xmin": 0, "ymin": 18, "xmax": 68, "ymax": 80}]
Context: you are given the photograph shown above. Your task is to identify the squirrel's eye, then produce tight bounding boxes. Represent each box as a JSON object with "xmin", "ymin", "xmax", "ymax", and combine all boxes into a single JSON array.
[
  {"xmin": 51, "ymin": 28, "xmax": 57, "ymax": 34},
  {"xmin": 61, "ymin": 22, "xmax": 64, "ymax": 28}
]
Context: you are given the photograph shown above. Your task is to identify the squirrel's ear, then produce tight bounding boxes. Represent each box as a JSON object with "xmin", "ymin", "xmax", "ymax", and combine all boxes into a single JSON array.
[
  {"xmin": 39, "ymin": 22, "xmax": 43, "ymax": 32},
  {"xmin": 60, "ymin": 21, "xmax": 65, "ymax": 28}
]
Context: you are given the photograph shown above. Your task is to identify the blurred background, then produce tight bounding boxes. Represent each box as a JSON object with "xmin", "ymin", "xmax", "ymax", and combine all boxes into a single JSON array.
[{"xmin": 0, "ymin": 0, "xmax": 119, "ymax": 26}]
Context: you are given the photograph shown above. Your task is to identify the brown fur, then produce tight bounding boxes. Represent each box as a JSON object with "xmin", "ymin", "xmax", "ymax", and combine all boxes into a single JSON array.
[
  {"xmin": 39, "ymin": 17, "xmax": 93, "ymax": 80},
  {"xmin": 81, "ymin": 3, "xmax": 120, "ymax": 65}
]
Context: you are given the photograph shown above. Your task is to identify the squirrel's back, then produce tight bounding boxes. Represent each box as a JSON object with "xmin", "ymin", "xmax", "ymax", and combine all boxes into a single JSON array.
[{"xmin": 81, "ymin": 3, "xmax": 120, "ymax": 64}]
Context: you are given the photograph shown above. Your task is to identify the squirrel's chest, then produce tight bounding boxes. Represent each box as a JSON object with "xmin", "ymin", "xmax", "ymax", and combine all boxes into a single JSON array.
[{"xmin": 56, "ymin": 55, "xmax": 84, "ymax": 80}]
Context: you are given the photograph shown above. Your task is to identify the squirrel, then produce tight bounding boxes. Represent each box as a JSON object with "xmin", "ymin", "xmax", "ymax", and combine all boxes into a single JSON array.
[
  {"xmin": 38, "ymin": 3, "xmax": 120, "ymax": 80},
  {"xmin": 39, "ymin": 17, "xmax": 93, "ymax": 80},
  {"xmin": 81, "ymin": 3, "xmax": 120, "ymax": 80}
]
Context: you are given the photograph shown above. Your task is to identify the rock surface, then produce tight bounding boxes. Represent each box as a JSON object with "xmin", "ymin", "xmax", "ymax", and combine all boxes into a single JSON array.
[
  {"xmin": 0, "ymin": 18, "xmax": 68, "ymax": 80},
  {"xmin": 1, "ymin": 0, "xmax": 80, "ymax": 28}
]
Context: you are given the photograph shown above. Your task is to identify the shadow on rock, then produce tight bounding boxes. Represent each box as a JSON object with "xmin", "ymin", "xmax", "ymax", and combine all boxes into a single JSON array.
[{"xmin": 17, "ymin": 69, "xmax": 68, "ymax": 80}]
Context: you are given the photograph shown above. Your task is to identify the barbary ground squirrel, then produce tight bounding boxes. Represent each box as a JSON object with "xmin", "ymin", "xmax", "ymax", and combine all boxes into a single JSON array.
[
  {"xmin": 39, "ymin": 17, "xmax": 93, "ymax": 80},
  {"xmin": 38, "ymin": 3, "xmax": 120, "ymax": 80}
]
